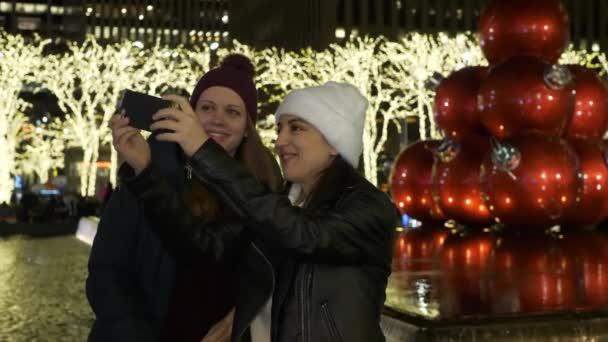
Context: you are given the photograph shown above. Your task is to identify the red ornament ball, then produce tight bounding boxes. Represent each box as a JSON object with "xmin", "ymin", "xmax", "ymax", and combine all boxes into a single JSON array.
[
  {"xmin": 390, "ymin": 140, "xmax": 444, "ymax": 222},
  {"xmin": 479, "ymin": 56, "xmax": 575, "ymax": 139},
  {"xmin": 434, "ymin": 66, "xmax": 487, "ymax": 140},
  {"xmin": 432, "ymin": 136, "xmax": 491, "ymax": 225},
  {"xmin": 479, "ymin": 0, "xmax": 570, "ymax": 64},
  {"xmin": 564, "ymin": 65, "xmax": 608, "ymax": 139},
  {"xmin": 480, "ymin": 133, "xmax": 581, "ymax": 229}
]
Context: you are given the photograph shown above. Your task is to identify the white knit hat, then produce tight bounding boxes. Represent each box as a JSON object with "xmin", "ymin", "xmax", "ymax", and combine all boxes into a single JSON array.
[{"xmin": 275, "ymin": 81, "xmax": 368, "ymax": 167}]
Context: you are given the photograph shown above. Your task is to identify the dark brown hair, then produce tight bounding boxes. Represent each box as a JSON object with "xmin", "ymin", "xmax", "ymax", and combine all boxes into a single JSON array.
[
  {"xmin": 185, "ymin": 118, "xmax": 283, "ymax": 221},
  {"xmin": 296, "ymin": 155, "xmax": 355, "ymax": 209}
]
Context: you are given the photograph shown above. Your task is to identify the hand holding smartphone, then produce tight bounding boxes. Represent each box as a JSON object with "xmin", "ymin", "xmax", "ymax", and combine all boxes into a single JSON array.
[{"xmin": 116, "ymin": 90, "xmax": 172, "ymax": 131}]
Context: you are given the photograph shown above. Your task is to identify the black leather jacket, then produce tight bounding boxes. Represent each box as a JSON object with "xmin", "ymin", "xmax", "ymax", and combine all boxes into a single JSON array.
[{"xmin": 125, "ymin": 140, "xmax": 398, "ymax": 342}]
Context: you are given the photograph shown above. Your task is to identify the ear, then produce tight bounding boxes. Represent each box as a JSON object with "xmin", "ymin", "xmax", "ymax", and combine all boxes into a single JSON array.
[{"xmin": 329, "ymin": 146, "xmax": 338, "ymax": 157}]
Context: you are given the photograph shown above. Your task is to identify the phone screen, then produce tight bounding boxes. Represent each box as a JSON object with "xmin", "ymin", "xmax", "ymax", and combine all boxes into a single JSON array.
[{"xmin": 117, "ymin": 90, "xmax": 172, "ymax": 131}]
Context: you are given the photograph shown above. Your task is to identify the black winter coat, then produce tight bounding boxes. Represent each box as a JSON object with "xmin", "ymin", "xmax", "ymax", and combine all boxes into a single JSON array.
[
  {"xmin": 125, "ymin": 140, "xmax": 398, "ymax": 342},
  {"xmin": 86, "ymin": 138, "xmax": 237, "ymax": 342}
]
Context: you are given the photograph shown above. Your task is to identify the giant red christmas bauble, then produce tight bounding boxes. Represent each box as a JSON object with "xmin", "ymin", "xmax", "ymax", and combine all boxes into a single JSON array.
[
  {"xmin": 564, "ymin": 65, "xmax": 608, "ymax": 139},
  {"xmin": 479, "ymin": 56, "xmax": 575, "ymax": 139},
  {"xmin": 390, "ymin": 140, "xmax": 444, "ymax": 221},
  {"xmin": 434, "ymin": 66, "xmax": 487, "ymax": 140},
  {"xmin": 432, "ymin": 136, "xmax": 491, "ymax": 225},
  {"xmin": 561, "ymin": 138, "xmax": 608, "ymax": 226},
  {"xmin": 479, "ymin": 0, "xmax": 570, "ymax": 65},
  {"xmin": 480, "ymin": 133, "xmax": 581, "ymax": 228}
]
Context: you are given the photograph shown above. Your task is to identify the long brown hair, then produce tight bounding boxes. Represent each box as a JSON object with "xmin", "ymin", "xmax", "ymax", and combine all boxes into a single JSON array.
[{"xmin": 184, "ymin": 117, "xmax": 283, "ymax": 221}]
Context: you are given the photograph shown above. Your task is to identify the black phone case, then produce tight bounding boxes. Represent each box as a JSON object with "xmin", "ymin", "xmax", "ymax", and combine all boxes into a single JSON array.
[{"xmin": 117, "ymin": 90, "xmax": 172, "ymax": 131}]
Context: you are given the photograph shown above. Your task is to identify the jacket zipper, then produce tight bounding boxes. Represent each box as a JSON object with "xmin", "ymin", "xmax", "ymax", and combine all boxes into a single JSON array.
[
  {"xmin": 299, "ymin": 266, "xmax": 305, "ymax": 342},
  {"xmin": 321, "ymin": 302, "xmax": 343, "ymax": 342},
  {"xmin": 300, "ymin": 265, "xmax": 314, "ymax": 342},
  {"xmin": 235, "ymin": 242, "xmax": 275, "ymax": 342}
]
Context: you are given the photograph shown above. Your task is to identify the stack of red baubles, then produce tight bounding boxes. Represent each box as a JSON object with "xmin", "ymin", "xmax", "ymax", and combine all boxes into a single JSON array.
[{"xmin": 391, "ymin": 0, "xmax": 608, "ymax": 229}]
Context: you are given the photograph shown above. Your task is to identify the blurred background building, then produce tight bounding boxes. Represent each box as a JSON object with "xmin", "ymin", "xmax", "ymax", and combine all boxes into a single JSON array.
[{"xmin": 1, "ymin": 0, "xmax": 605, "ymax": 50}]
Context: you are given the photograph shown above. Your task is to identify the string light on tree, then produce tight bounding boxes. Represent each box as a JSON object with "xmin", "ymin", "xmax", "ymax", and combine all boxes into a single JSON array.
[
  {"xmin": 17, "ymin": 118, "xmax": 66, "ymax": 184},
  {"xmin": 0, "ymin": 33, "xmax": 48, "ymax": 203}
]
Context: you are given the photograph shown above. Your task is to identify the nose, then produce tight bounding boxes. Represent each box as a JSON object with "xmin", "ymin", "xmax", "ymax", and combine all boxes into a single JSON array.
[
  {"xmin": 202, "ymin": 108, "xmax": 225, "ymax": 126},
  {"xmin": 275, "ymin": 127, "xmax": 288, "ymax": 151}
]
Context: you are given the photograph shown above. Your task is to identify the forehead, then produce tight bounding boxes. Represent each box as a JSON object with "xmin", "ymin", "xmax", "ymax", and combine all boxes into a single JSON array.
[
  {"xmin": 278, "ymin": 114, "xmax": 309, "ymax": 125},
  {"xmin": 198, "ymin": 86, "xmax": 244, "ymax": 106}
]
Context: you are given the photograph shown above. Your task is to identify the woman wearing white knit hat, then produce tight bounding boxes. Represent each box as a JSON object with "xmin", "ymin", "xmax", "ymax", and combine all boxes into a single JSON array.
[{"xmin": 114, "ymin": 81, "xmax": 398, "ymax": 341}]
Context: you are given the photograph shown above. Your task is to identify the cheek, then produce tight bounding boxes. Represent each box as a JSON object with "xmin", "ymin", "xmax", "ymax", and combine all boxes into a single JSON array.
[
  {"xmin": 230, "ymin": 119, "xmax": 248, "ymax": 136},
  {"xmin": 197, "ymin": 112, "xmax": 209, "ymax": 125}
]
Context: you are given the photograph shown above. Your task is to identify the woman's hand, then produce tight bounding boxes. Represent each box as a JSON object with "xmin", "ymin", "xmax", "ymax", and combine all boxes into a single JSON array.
[
  {"xmin": 200, "ymin": 308, "xmax": 234, "ymax": 342},
  {"xmin": 110, "ymin": 112, "xmax": 150, "ymax": 175},
  {"xmin": 151, "ymin": 95, "xmax": 209, "ymax": 157}
]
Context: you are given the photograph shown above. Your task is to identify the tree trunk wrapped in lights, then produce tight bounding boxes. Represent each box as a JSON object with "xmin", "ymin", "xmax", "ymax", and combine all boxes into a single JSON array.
[
  {"xmin": 0, "ymin": 33, "xmax": 48, "ymax": 203},
  {"xmin": 17, "ymin": 118, "xmax": 66, "ymax": 184}
]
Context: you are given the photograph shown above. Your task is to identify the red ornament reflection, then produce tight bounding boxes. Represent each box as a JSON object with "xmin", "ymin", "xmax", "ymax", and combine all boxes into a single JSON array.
[
  {"xmin": 479, "ymin": 0, "xmax": 570, "ymax": 65},
  {"xmin": 390, "ymin": 140, "xmax": 444, "ymax": 222},
  {"xmin": 434, "ymin": 67, "xmax": 487, "ymax": 140},
  {"xmin": 480, "ymin": 133, "xmax": 581, "ymax": 228},
  {"xmin": 561, "ymin": 139, "xmax": 608, "ymax": 226},
  {"xmin": 440, "ymin": 229, "xmax": 497, "ymax": 317},
  {"xmin": 393, "ymin": 226, "xmax": 448, "ymax": 273},
  {"xmin": 432, "ymin": 136, "xmax": 491, "ymax": 225},
  {"xmin": 491, "ymin": 232, "xmax": 576, "ymax": 314},
  {"xmin": 561, "ymin": 229, "xmax": 608, "ymax": 309},
  {"xmin": 479, "ymin": 56, "xmax": 574, "ymax": 139},
  {"xmin": 564, "ymin": 65, "xmax": 608, "ymax": 139}
]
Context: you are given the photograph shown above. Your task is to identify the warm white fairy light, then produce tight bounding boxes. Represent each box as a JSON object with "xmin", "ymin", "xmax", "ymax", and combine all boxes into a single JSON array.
[
  {"xmin": 1, "ymin": 33, "xmax": 605, "ymax": 196},
  {"xmin": 17, "ymin": 118, "xmax": 66, "ymax": 184},
  {"xmin": 383, "ymin": 32, "xmax": 487, "ymax": 143},
  {"xmin": 0, "ymin": 33, "xmax": 48, "ymax": 203},
  {"xmin": 38, "ymin": 37, "xmax": 139, "ymax": 196}
]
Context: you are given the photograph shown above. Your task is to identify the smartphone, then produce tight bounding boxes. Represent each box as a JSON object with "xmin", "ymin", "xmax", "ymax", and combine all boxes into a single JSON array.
[{"xmin": 116, "ymin": 90, "xmax": 172, "ymax": 131}]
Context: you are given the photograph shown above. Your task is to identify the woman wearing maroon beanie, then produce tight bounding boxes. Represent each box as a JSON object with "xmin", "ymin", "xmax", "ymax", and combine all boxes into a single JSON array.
[{"xmin": 87, "ymin": 54, "xmax": 282, "ymax": 342}]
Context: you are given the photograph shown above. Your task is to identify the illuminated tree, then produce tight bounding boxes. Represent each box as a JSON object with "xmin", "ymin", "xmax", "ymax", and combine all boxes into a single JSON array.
[
  {"xmin": 17, "ymin": 118, "xmax": 66, "ymax": 184},
  {"xmin": 38, "ymin": 37, "xmax": 135, "ymax": 197},
  {"xmin": 597, "ymin": 52, "xmax": 608, "ymax": 76},
  {"xmin": 383, "ymin": 32, "xmax": 487, "ymax": 141},
  {"xmin": 0, "ymin": 33, "xmax": 48, "ymax": 203},
  {"xmin": 311, "ymin": 37, "xmax": 407, "ymax": 185}
]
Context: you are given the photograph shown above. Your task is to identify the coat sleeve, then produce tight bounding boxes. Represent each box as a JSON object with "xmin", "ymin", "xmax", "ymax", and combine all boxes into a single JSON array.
[
  {"xmin": 85, "ymin": 185, "xmax": 157, "ymax": 342},
  {"xmin": 123, "ymin": 163, "xmax": 249, "ymax": 266},
  {"xmin": 188, "ymin": 140, "xmax": 398, "ymax": 265}
]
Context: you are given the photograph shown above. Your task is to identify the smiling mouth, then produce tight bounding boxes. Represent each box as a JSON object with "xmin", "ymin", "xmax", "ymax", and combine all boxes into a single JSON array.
[
  {"xmin": 280, "ymin": 153, "xmax": 297, "ymax": 164},
  {"xmin": 208, "ymin": 132, "xmax": 229, "ymax": 140}
]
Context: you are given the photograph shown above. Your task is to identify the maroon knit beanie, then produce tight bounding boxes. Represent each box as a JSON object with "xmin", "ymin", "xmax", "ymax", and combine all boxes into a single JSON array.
[{"xmin": 189, "ymin": 54, "xmax": 258, "ymax": 122}]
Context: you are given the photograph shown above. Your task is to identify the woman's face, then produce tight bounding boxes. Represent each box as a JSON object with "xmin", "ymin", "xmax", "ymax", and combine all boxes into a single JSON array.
[
  {"xmin": 195, "ymin": 86, "xmax": 248, "ymax": 156},
  {"xmin": 275, "ymin": 114, "xmax": 337, "ymax": 189}
]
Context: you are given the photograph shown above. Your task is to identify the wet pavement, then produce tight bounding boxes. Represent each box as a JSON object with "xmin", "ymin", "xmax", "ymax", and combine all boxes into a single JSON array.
[{"xmin": 0, "ymin": 235, "xmax": 93, "ymax": 342}]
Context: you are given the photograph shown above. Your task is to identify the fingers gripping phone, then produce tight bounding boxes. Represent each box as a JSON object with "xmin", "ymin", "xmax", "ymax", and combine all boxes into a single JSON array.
[
  {"xmin": 117, "ymin": 90, "xmax": 185, "ymax": 187},
  {"xmin": 116, "ymin": 90, "xmax": 172, "ymax": 131}
]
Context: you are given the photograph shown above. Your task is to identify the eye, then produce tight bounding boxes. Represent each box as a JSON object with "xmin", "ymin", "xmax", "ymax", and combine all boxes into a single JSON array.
[
  {"xmin": 290, "ymin": 124, "xmax": 303, "ymax": 133},
  {"xmin": 227, "ymin": 108, "xmax": 241, "ymax": 117},
  {"xmin": 200, "ymin": 104, "xmax": 214, "ymax": 112}
]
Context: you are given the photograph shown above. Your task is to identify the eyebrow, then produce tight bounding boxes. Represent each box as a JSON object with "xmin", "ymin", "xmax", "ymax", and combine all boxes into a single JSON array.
[
  {"xmin": 199, "ymin": 100, "xmax": 244, "ymax": 111},
  {"xmin": 287, "ymin": 118, "xmax": 306, "ymax": 125},
  {"xmin": 278, "ymin": 118, "xmax": 306, "ymax": 128}
]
